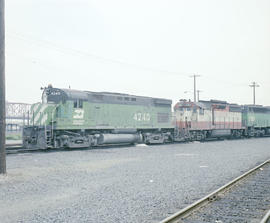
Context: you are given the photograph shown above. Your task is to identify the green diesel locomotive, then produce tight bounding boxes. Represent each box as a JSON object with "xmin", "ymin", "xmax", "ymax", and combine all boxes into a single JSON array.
[
  {"xmin": 242, "ymin": 105, "xmax": 270, "ymax": 136},
  {"xmin": 23, "ymin": 86, "xmax": 174, "ymax": 149}
]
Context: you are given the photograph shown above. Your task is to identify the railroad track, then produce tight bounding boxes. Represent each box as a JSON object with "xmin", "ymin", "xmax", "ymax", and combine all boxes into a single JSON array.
[
  {"xmin": 5, "ymin": 143, "xmax": 137, "ymax": 155},
  {"xmin": 160, "ymin": 159, "xmax": 270, "ymax": 223},
  {"xmin": 5, "ymin": 136, "xmax": 270, "ymax": 155},
  {"xmin": 5, "ymin": 143, "xmax": 22, "ymax": 148},
  {"xmin": 5, "ymin": 145, "xmax": 46, "ymax": 154},
  {"xmin": 5, "ymin": 144, "xmax": 24, "ymax": 154},
  {"xmin": 261, "ymin": 209, "xmax": 270, "ymax": 223}
]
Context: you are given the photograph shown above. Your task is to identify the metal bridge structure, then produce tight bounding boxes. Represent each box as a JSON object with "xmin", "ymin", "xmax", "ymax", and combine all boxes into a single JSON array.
[{"xmin": 6, "ymin": 102, "xmax": 31, "ymax": 132}]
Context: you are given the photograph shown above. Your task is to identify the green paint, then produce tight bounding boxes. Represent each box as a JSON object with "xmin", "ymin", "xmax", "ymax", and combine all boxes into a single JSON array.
[
  {"xmin": 242, "ymin": 109, "xmax": 270, "ymax": 128},
  {"xmin": 29, "ymin": 100, "xmax": 173, "ymax": 130}
]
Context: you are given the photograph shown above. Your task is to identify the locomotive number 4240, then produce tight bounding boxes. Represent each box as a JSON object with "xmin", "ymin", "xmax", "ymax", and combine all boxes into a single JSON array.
[{"xmin": 133, "ymin": 113, "xmax": 151, "ymax": 121}]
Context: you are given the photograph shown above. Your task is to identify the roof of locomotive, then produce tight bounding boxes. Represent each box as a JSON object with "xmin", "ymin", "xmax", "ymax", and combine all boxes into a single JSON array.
[
  {"xmin": 243, "ymin": 104, "xmax": 264, "ymax": 108},
  {"xmin": 174, "ymin": 100, "xmax": 209, "ymax": 110},
  {"xmin": 174, "ymin": 99, "xmax": 241, "ymax": 111},
  {"xmin": 43, "ymin": 86, "xmax": 172, "ymax": 106},
  {"xmin": 242, "ymin": 104, "xmax": 270, "ymax": 113}
]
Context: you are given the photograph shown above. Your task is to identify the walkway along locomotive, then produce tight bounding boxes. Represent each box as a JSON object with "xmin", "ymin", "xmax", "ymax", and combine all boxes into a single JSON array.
[{"xmin": 23, "ymin": 86, "xmax": 270, "ymax": 149}]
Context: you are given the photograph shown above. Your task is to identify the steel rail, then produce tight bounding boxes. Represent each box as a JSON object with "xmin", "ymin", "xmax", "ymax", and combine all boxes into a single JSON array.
[
  {"xmin": 5, "ymin": 143, "xmax": 22, "ymax": 147},
  {"xmin": 6, "ymin": 147, "xmax": 46, "ymax": 155},
  {"xmin": 160, "ymin": 159, "xmax": 270, "ymax": 223},
  {"xmin": 260, "ymin": 209, "xmax": 270, "ymax": 223},
  {"xmin": 5, "ymin": 144, "xmax": 47, "ymax": 154}
]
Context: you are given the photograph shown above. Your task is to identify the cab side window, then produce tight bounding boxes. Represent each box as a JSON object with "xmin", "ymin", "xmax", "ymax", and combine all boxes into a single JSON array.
[
  {"xmin": 79, "ymin": 100, "xmax": 83, "ymax": 108},
  {"xmin": 56, "ymin": 107, "xmax": 59, "ymax": 118},
  {"xmin": 74, "ymin": 100, "xmax": 78, "ymax": 108},
  {"xmin": 74, "ymin": 99, "xmax": 83, "ymax": 108}
]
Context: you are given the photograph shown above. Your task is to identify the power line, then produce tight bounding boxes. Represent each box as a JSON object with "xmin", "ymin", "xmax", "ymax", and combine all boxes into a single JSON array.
[
  {"xmin": 7, "ymin": 31, "xmax": 190, "ymax": 77},
  {"xmin": 7, "ymin": 32, "xmax": 269, "ymax": 105}
]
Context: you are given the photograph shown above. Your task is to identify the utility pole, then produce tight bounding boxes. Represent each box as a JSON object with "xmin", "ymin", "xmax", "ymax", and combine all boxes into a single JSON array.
[
  {"xmin": 249, "ymin": 82, "xmax": 259, "ymax": 105},
  {"xmin": 190, "ymin": 74, "xmax": 200, "ymax": 102},
  {"xmin": 197, "ymin": 90, "xmax": 202, "ymax": 102},
  {"xmin": 0, "ymin": 0, "xmax": 6, "ymax": 174}
]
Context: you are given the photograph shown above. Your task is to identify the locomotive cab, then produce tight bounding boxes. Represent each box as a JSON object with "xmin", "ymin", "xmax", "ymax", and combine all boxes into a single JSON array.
[{"xmin": 42, "ymin": 86, "xmax": 66, "ymax": 104}]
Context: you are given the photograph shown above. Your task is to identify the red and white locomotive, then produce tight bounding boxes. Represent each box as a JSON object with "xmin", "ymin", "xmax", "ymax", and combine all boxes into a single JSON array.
[{"xmin": 174, "ymin": 99, "xmax": 243, "ymax": 141}]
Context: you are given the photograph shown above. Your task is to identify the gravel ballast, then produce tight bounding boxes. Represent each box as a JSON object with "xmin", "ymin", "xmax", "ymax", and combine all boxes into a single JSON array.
[{"xmin": 0, "ymin": 138, "xmax": 270, "ymax": 223}]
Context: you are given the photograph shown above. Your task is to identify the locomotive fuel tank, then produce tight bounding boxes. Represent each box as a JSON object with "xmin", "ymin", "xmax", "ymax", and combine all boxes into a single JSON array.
[
  {"xmin": 97, "ymin": 133, "xmax": 142, "ymax": 145},
  {"xmin": 210, "ymin": 129, "xmax": 231, "ymax": 137}
]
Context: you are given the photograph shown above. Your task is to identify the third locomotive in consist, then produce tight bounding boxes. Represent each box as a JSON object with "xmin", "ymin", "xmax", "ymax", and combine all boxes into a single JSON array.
[{"xmin": 23, "ymin": 85, "xmax": 270, "ymax": 149}]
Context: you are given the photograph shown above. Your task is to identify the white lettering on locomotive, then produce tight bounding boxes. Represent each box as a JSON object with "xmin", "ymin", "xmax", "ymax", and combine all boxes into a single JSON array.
[
  {"xmin": 133, "ymin": 113, "xmax": 150, "ymax": 121},
  {"xmin": 73, "ymin": 109, "xmax": 84, "ymax": 119}
]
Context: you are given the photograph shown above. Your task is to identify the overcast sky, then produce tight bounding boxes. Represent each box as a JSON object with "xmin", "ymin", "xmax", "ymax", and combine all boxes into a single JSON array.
[{"xmin": 5, "ymin": 0, "xmax": 270, "ymax": 106}]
